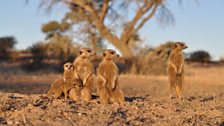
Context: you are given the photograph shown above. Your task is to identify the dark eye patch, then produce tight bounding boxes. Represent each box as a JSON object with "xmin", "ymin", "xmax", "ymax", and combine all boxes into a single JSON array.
[
  {"xmin": 103, "ymin": 52, "xmax": 106, "ymax": 57},
  {"xmin": 65, "ymin": 65, "xmax": 68, "ymax": 67},
  {"xmin": 110, "ymin": 51, "xmax": 115, "ymax": 54},
  {"xmin": 86, "ymin": 49, "xmax": 91, "ymax": 53}
]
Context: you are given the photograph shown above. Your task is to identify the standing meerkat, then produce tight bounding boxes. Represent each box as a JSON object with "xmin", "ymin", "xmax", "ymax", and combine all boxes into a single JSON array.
[
  {"xmin": 73, "ymin": 48, "xmax": 95, "ymax": 101},
  {"xmin": 167, "ymin": 42, "xmax": 188, "ymax": 99},
  {"xmin": 97, "ymin": 49, "xmax": 124, "ymax": 104},
  {"xmin": 47, "ymin": 62, "xmax": 82, "ymax": 100}
]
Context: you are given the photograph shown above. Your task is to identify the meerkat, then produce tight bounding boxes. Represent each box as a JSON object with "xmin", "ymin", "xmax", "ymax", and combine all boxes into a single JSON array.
[
  {"xmin": 62, "ymin": 62, "xmax": 82, "ymax": 99},
  {"xmin": 47, "ymin": 78, "xmax": 64, "ymax": 99},
  {"xmin": 73, "ymin": 48, "xmax": 96, "ymax": 101},
  {"xmin": 97, "ymin": 49, "xmax": 124, "ymax": 104},
  {"xmin": 167, "ymin": 42, "xmax": 188, "ymax": 99},
  {"xmin": 47, "ymin": 62, "xmax": 82, "ymax": 100}
]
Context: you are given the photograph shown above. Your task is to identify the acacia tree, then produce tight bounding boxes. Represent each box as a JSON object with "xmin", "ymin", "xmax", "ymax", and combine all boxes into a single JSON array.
[
  {"xmin": 41, "ymin": 20, "xmax": 70, "ymax": 39},
  {"xmin": 40, "ymin": 0, "xmax": 175, "ymax": 58},
  {"xmin": 0, "ymin": 36, "xmax": 17, "ymax": 60}
]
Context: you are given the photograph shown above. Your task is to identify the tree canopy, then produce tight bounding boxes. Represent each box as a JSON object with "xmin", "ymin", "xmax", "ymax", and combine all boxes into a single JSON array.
[
  {"xmin": 0, "ymin": 36, "xmax": 17, "ymax": 60},
  {"xmin": 0, "ymin": 36, "xmax": 17, "ymax": 51},
  {"xmin": 39, "ymin": 0, "xmax": 180, "ymax": 58}
]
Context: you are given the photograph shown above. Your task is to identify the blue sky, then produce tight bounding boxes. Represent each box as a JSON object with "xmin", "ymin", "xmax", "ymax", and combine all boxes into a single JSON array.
[{"xmin": 0, "ymin": 0, "xmax": 223, "ymax": 60}]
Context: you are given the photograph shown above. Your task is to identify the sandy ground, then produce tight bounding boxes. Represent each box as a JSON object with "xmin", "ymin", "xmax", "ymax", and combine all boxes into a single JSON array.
[{"xmin": 0, "ymin": 67, "xmax": 224, "ymax": 126}]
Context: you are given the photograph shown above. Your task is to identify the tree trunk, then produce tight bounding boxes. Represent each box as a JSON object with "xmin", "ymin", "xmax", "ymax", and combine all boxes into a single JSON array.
[
  {"xmin": 91, "ymin": 33, "xmax": 97, "ymax": 52},
  {"xmin": 116, "ymin": 42, "xmax": 136, "ymax": 73},
  {"xmin": 117, "ymin": 43, "xmax": 133, "ymax": 58}
]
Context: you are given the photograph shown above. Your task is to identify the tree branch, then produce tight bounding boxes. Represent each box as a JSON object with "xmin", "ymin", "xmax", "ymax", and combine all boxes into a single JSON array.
[
  {"xmin": 64, "ymin": 0, "xmax": 99, "ymax": 19},
  {"xmin": 63, "ymin": 0, "xmax": 128, "ymax": 54},
  {"xmin": 94, "ymin": 21, "xmax": 120, "ymax": 48},
  {"xmin": 133, "ymin": 2, "xmax": 159, "ymax": 35},
  {"xmin": 64, "ymin": 0, "xmax": 119, "ymax": 46},
  {"xmin": 100, "ymin": 0, "xmax": 110, "ymax": 23},
  {"xmin": 121, "ymin": 0, "xmax": 156, "ymax": 42},
  {"xmin": 129, "ymin": 1, "xmax": 155, "ymax": 28}
]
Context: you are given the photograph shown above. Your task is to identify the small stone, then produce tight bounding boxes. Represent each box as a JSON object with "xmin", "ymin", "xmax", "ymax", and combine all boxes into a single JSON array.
[
  {"xmin": 7, "ymin": 120, "xmax": 13, "ymax": 125},
  {"xmin": 78, "ymin": 113, "xmax": 82, "ymax": 116}
]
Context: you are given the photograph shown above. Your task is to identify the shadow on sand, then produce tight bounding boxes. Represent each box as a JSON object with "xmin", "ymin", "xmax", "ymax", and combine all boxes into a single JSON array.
[{"xmin": 0, "ymin": 83, "xmax": 50, "ymax": 94}]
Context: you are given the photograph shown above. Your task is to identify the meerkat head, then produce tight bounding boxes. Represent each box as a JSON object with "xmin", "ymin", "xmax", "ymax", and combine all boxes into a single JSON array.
[
  {"xmin": 174, "ymin": 42, "xmax": 188, "ymax": 50},
  {"xmin": 102, "ymin": 49, "xmax": 119, "ymax": 60},
  {"xmin": 63, "ymin": 62, "xmax": 74, "ymax": 71},
  {"xmin": 78, "ymin": 48, "xmax": 96, "ymax": 59}
]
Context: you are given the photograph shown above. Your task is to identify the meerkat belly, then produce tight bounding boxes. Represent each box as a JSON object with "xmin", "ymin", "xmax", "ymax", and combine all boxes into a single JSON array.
[
  {"xmin": 104, "ymin": 71, "xmax": 115, "ymax": 79},
  {"xmin": 105, "ymin": 65, "xmax": 117, "ymax": 88},
  {"xmin": 174, "ymin": 59, "xmax": 182, "ymax": 70},
  {"xmin": 104, "ymin": 63, "xmax": 117, "ymax": 77},
  {"xmin": 78, "ymin": 67, "xmax": 88, "ymax": 80}
]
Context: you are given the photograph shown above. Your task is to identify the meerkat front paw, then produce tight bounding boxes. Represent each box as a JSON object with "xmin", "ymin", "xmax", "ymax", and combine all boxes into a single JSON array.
[
  {"xmin": 177, "ymin": 70, "xmax": 182, "ymax": 75},
  {"xmin": 83, "ymin": 80, "xmax": 87, "ymax": 86},
  {"xmin": 112, "ymin": 82, "xmax": 116, "ymax": 90}
]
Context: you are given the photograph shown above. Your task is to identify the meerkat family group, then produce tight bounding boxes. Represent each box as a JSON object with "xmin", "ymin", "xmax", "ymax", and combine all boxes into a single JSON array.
[
  {"xmin": 48, "ymin": 42, "xmax": 187, "ymax": 103},
  {"xmin": 47, "ymin": 48, "xmax": 124, "ymax": 104}
]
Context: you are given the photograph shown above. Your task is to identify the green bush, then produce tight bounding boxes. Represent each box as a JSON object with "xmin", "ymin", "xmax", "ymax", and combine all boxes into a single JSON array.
[
  {"xmin": 188, "ymin": 50, "xmax": 211, "ymax": 63},
  {"xmin": 0, "ymin": 36, "xmax": 17, "ymax": 61}
]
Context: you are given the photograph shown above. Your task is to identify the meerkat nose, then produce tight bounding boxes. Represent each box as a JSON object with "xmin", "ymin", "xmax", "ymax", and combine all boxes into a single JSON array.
[{"xmin": 117, "ymin": 54, "xmax": 120, "ymax": 57}]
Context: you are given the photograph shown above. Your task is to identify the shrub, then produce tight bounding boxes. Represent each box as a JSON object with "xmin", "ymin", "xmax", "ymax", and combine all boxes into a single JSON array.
[
  {"xmin": 22, "ymin": 34, "xmax": 80, "ymax": 72},
  {"xmin": 122, "ymin": 42, "xmax": 174, "ymax": 75},
  {"xmin": 0, "ymin": 36, "xmax": 17, "ymax": 61},
  {"xmin": 188, "ymin": 50, "xmax": 211, "ymax": 63}
]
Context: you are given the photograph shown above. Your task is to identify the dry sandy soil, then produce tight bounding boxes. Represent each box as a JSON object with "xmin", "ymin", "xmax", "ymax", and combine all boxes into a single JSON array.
[{"xmin": 0, "ymin": 66, "xmax": 224, "ymax": 126}]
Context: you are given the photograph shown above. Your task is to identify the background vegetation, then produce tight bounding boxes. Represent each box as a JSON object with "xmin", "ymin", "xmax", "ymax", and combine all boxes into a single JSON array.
[{"xmin": 0, "ymin": 0, "xmax": 221, "ymax": 74}]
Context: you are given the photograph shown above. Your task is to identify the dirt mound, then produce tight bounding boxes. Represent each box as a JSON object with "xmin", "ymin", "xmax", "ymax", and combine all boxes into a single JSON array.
[
  {"xmin": 0, "ymin": 92, "xmax": 223, "ymax": 126},
  {"xmin": 0, "ymin": 68, "xmax": 224, "ymax": 125}
]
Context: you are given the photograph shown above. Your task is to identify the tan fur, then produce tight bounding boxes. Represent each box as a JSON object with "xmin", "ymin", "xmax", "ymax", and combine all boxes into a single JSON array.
[
  {"xmin": 47, "ymin": 78, "xmax": 63, "ymax": 99},
  {"xmin": 68, "ymin": 83, "xmax": 82, "ymax": 101},
  {"xmin": 61, "ymin": 62, "xmax": 76, "ymax": 99},
  {"xmin": 97, "ymin": 49, "xmax": 124, "ymax": 104},
  {"xmin": 167, "ymin": 42, "xmax": 188, "ymax": 99},
  {"xmin": 73, "ymin": 48, "xmax": 95, "ymax": 101},
  {"xmin": 47, "ymin": 62, "xmax": 82, "ymax": 100}
]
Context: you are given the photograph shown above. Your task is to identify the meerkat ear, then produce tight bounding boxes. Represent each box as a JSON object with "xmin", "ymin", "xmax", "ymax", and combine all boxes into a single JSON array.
[
  {"xmin": 103, "ymin": 52, "xmax": 106, "ymax": 57},
  {"xmin": 175, "ymin": 44, "xmax": 178, "ymax": 48},
  {"xmin": 172, "ymin": 43, "xmax": 178, "ymax": 49},
  {"xmin": 79, "ymin": 50, "xmax": 83, "ymax": 55}
]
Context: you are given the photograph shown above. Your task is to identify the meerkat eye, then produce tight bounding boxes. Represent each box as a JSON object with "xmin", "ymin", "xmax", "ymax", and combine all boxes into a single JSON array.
[
  {"xmin": 103, "ymin": 52, "xmax": 106, "ymax": 57},
  {"xmin": 86, "ymin": 49, "xmax": 91, "ymax": 53},
  {"xmin": 65, "ymin": 65, "xmax": 68, "ymax": 67},
  {"xmin": 110, "ymin": 51, "xmax": 115, "ymax": 54}
]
